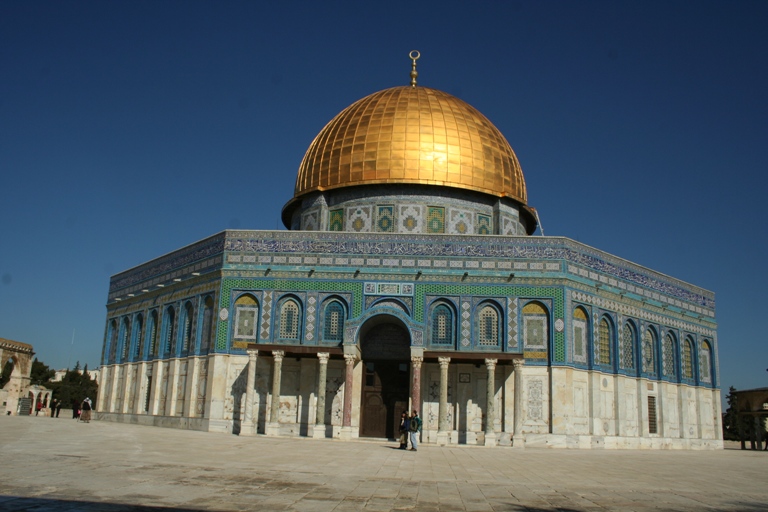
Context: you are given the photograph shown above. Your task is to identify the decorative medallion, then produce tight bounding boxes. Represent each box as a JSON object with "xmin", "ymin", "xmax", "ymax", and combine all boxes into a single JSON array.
[
  {"xmin": 219, "ymin": 308, "xmax": 229, "ymax": 321},
  {"xmin": 554, "ymin": 318, "xmax": 564, "ymax": 332}
]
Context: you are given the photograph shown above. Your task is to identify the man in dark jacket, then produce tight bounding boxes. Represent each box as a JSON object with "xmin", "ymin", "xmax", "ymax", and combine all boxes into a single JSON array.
[
  {"xmin": 409, "ymin": 410, "xmax": 422, "ymax": 451},
  {"xmin": 398, "ymin": 411, "xmax": 410, "ymax": 449}
]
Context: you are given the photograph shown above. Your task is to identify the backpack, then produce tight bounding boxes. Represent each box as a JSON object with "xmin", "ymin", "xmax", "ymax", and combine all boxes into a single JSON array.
[{"xmin": 409, "ymin": 416, "xmax": 421, "ymax": 432}]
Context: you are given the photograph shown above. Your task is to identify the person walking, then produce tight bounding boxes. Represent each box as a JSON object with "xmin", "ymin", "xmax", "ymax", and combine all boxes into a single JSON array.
[
  {"xmin": 55, "ymin": 400, "xmax": 62, "ymax": 418},
  {"xmin": 50, "ymin": 399, "xmax": 57, "ymax": 417},
  {"xmin": 35, "ymin": 399, "xmax": 42, "ymax": 416},
  {"xmin": 409, "ymin": 410, "xmax": 422, "ymax": 451},
  {"xmin": 398, "ymin": 411, "xmax": 410, "ymax": 450},
  {"xmin": 80, "ymin": 397, "xmax": 92, "ymax": 423}
]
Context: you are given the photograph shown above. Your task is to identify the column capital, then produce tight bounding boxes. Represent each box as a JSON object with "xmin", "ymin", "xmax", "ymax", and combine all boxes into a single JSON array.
[
  {"xmin": 247, "ymin": 348, "xmax": 259, "ymax": 359},
  {"xmin": 438, "ymin": 356, "xmax": 451, "ymax": 368},
  {"xmin": 317, "ymin": 352, "xmax": 330, "ymax": 364},
  {"xmin": 484, "ymin": 358, "xmax": 498, "ymax": 371},
  {"xmin": 272, "ymin": 350, "xmax": 285, "ymax": 363},
  {"xmin": 513, "ymin": 358, "xmax": 525, "ymax": 369},
  {"xmin": 411, "ymin": 356, "xmax": 423, "ymax": 370},
  {"xmin": 344, "ymin": 353, "xmax": 356, "ymax": 365}
]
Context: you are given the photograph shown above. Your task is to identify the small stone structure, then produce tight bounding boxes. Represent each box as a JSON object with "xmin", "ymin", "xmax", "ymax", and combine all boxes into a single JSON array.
[{"xmin": 1, "ymin": 338, "xmax": 35, "ymax": 415}]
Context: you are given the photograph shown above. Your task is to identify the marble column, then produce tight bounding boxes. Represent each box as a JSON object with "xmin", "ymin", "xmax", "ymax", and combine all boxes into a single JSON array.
[
  {"xmin": 340, "ymin": 354, "xmax": 356, "ymax": 441},
  {"xmin": 484, "ymin": 358, "xmax": 498, "ymax": 446},
  {"xmin": 410, "ymin": 356, "xmax": 423, "ymax": 415},
  {"xmin": 241, "ymin": 349, "xmax": 258, "ymax": 436},
  {"xmin": 436, "ymin": 356, "xmax": 451, "ymax": 446},
  {"xmin": 265, "ymin": 350, "xmax": 284, "ymax": 436},
  {"xmin": 312, "ymin": 352, "xmax": 330, "ymax": 438},
  {"xmin": 512, "ymin": 358, "xmax": 525, "ymax": 448}
]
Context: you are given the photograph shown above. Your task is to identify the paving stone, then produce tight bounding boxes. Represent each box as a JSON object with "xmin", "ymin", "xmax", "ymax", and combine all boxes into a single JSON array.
[{"xmin": 2, "ymin": 416, "xmax": 767, "ymax": 511}]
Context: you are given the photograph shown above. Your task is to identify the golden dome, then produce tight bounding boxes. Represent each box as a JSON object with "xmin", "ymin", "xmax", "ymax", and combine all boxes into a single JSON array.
[{"xmin": 293, "ymin": 86, "xmax": 528, "ymax": 205}]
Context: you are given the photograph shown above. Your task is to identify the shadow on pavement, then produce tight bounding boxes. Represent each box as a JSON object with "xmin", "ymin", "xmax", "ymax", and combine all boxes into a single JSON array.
[{"xmin": 0, "ymin": 496, "xmax": 208, "ymax": 511}]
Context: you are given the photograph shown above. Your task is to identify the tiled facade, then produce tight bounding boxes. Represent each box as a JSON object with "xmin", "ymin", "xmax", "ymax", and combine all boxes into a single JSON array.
[{"xmin": 98, "ymin": 229, "xmax": 721, "ymax": 449}]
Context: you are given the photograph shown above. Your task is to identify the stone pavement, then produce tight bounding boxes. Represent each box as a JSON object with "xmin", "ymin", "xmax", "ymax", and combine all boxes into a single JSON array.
[{"xmin": 0, "ymin": 415, "xmax": 766, "ymax": 511}]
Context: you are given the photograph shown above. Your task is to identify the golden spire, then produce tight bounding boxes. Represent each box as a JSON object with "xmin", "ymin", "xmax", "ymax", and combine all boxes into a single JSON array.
[{"xmin": 409, "ymin": 50, "xmax": 420, "ymax": 87}]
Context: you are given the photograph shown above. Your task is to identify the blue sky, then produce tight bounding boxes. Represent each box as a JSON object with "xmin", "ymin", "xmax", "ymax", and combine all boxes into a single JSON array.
[{"xmin": 1, "ymin": 1, "xmax": 766, "ymax": 397}]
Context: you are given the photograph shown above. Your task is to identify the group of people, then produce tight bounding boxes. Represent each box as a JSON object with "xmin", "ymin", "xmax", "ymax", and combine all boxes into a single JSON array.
[
  {"xmin": 32, "ymin": 397, "xmax": 92, "ymax": 421},
  {"xmin": 72, "ymin": 397, "xmax": 93, "ymax": 422},
  {"xmin": 398, "ymin": 410, "xmax": 422, "ymax": 451},
  {"xmin": 48, "ymin": 399, "xmax": 64, "ymax": 417}
]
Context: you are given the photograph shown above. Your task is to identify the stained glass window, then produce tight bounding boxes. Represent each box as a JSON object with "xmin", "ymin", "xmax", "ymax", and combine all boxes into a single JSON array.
[
  {"xmin": 642, "ymin": 329, "xmax": 655, "ymax": 374},
  {"xmin": 181, "ymin": 302, "xmax": 194, "ymax": 353},
  {"xmin": 200, "ymin": 296, "xmax": 214, "ymax": 353},
  {"xmin": 431, "ymin": 304, "xmax": 453, "ymax": 345},
  {"xmin": 148, "ymin": 311, "xmax": 158, "ymax": 357},
  {"xmin": 477, "ymin": 214, "xmax": 491, "ymax": 235},
  {"xmin": 329, "ymin": 209, "xmax": 344, "ymax": 231},
  {"xmin": 597, "ymin": 318, "xmax": 611, "ymax": 366},
  {"xmin": 163, "ymin": 306, "xmax": 176, "ymax": 355},
  {"xmin": 662, "ymin": 334, "xmax": 676, "ymax": 377},
  {"xmin": 279, "ymin": 300, "xmax": 300, "ymax": 340},
  {"xmin": 134, "ymin": 314, "xmax": 144, "ymax": 359},
  {"xmin": 121, "ymin": 318, "xmax": 131, "ymax": 362},
  {"xmin": 478, "ymin": 305, "xmax": 499, "ymax": 346},
  {"xmin": 376, "ymin": 206, "xmax": 395, "ymax": 232},
  {"xmin": 620, "ymin": 323, "xmax": 635, "ymax": 370},
  {"xmin": 682, "ymin": 337, "xmax": 694, "ymax": 379},
  {"xmin": 323, "ymin": 301, "xmax": 344, "ymax": 342},
  {"xmin": 108, "ymin": 320, "xmax": 118, "ymax": 363},
  {"xmin": 426, "ymin": 206, "xmax": 445, "ymax": 233},
  {"xmin": 699, "ymin": 341, "xmax": 712, "ymax": 383},
  {"xmin": 573, "ymin": 307, "xmax": 588, "ymax": 362}
]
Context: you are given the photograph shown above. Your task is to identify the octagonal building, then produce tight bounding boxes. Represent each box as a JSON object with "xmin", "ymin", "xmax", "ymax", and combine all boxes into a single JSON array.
[{"xmin": 98, "ymin": 56, "xmax": 721, "ymax": 449}]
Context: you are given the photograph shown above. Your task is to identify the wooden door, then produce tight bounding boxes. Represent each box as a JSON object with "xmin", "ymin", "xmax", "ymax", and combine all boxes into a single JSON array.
[{"xmin": 360, "ymin": 361, "xmax": 409, "ymax": 438}]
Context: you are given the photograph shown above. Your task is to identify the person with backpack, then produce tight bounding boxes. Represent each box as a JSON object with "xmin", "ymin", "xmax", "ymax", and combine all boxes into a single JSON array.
[{"xmin": 409, "ymin": 410, "xmax": 422, "ymax": 451}]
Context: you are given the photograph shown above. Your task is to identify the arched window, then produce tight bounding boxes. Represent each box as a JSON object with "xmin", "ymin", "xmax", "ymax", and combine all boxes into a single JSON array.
[
  {"xmin": 148, "ymin": 310, "xmax": 159, "ymax": 357},
  {"xmin": 430, "ymin": 303, "xmax": 454, "ymax": 346},
  {"xmin": 596, "ymin": 318, "xmax": 612, "ymax": 366},
  {"xmin": 523, "ymin": 302, "xmax": 548, "ymax": 350},
  {"xmin": 323, "ymin": 300, "xmax": 345, "ymax": 343},
  {"xmin": 572, "ymin": 307, "xmax": 589, "ymax": 362},
  {"xmin": 682, "ymin": 337, "xmax": 694, "ymax": 379},
  {"xmin": 200, "ymin": 296, "xmax": 215, "ymax": 353},
  {"xmin": 620, "ymin": 323, "xmax": 635, "ymax": 370},
  {"xmin": 477, "ymin": 304, "xmax": 500, "ymax": 347},
  {"xmin": 120, "ymin": 317, "xmax": 131, "ymax": 362},
  {"xmin": 699, "ymin": 341, "xmax": 712, "ymax": 383},
  {"xmin": 234, "ymin": 294, "xmax": 259, "ymax": 340},
  {"xmin": 133, "ymin": 314, "xmax": 144, "ymax": 359},
  {"xmin": 642, "ymin": 329, "xmax": 656, "ymax": 374},
  {"xmin": 107, "ymin": 319, "xmax": 118, "ymax": 363},
  {"xmin": 278, "ymin": 299, "xmax": 301, "ymax": 341},
  {"xmin": 181, "ymin": 301, "xmax": 194, "ymax": 354},
  {"xmin": 163, "ymin": 306, "xmax": 176, "ymax": 356},
  {"xmin": 662, "ymin": 333, "xmax": 676, "ymax": 378}
]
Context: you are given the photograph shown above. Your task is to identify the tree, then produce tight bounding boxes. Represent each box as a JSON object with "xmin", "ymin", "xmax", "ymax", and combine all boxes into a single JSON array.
[
  {"xmin": 48, "ymin": 365, "xmax": 98, "ymax": 409},
  {"xmin": 722, "ymin": 386, "xmax": 741, "ymax": 441},
  {"xmin": 30, "ymin": 358, "xmax": 55, "ymax": 386}
]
